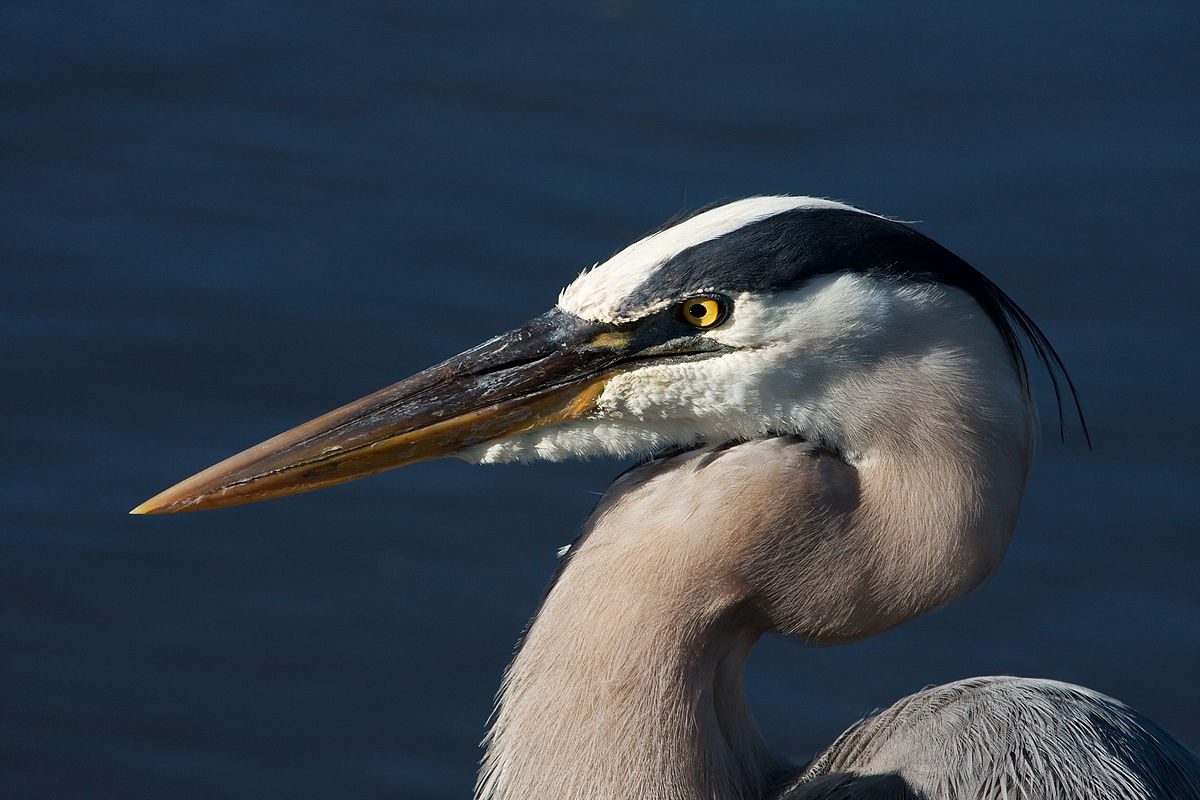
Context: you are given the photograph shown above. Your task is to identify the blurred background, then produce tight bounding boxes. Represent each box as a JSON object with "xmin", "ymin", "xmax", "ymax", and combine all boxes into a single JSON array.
[{"xmin": 2, "ymin": 2, "xmax": 1198, "ymax": 798}]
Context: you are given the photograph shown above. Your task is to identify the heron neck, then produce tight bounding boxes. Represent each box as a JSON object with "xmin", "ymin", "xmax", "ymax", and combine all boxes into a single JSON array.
[{"xmin": 476, "ymin": 531, "xmax": 789, "ymax": 800}]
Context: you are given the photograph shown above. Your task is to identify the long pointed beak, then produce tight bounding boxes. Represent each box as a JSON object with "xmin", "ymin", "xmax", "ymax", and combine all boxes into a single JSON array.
[{"xmin": 132, "ymin": 309, "xmax": 646, "ymax": 514}]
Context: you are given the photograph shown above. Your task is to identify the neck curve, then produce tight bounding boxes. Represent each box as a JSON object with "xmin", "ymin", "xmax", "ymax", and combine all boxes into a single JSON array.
[{"xmin": 476, "ymin": 481, "xmax": 792, "ymax": 800}]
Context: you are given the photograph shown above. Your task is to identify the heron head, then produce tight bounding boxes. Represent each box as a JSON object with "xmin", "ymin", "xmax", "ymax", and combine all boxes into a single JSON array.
[{"xmin": 133, "ymin": 197, "xmax": 1075, "ymax": 514}]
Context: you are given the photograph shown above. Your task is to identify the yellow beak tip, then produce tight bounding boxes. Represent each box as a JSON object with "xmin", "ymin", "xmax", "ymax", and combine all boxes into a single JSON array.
[
  {"xmin": 130, "ymin": 493, "xmax": 177, "ymax": 515},
  {"xmin": 129, "ymin": 500, "xmax": 157, "ymax": 515}
]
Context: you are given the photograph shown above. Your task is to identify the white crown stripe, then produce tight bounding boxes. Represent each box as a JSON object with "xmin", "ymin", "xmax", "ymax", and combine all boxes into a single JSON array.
[{"xmin": 557, "ymin": 197, "xmax": 863, "ymax": 322}]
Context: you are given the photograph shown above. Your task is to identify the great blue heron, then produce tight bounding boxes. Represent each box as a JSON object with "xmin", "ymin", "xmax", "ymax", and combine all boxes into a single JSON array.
[{"xmin": 134, "ymin": 197, "xmax": 1200, "ymax": 799}]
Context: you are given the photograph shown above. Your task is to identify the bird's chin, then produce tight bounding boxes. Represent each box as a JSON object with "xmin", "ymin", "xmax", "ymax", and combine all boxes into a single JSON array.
[{"xmin": 457, "ymin": 420, "xmax": 700, "ymax": 465}]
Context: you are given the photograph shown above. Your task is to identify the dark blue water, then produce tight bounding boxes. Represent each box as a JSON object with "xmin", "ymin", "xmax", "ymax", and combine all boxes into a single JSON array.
[{"xmin": 3, "ymin": 2, "xmax": 1198, "ymax": 797}]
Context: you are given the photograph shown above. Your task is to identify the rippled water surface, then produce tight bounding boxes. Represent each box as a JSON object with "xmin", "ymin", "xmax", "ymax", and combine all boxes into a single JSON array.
[{"xmin": 3, "ymin": 2, "xmax": 1198, "ymax": 798}]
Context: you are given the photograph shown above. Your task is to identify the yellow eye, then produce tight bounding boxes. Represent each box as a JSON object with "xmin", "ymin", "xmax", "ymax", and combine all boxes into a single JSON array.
[{"xmin": 679, "ymin": 296, "xmax": 729, "ymax": 328}]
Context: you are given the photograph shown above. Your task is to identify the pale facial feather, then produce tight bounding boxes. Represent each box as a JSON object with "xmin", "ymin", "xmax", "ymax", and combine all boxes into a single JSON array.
[{"xmin": 463, "ymin": 274, "xmax": 1023, "ymax": 466}]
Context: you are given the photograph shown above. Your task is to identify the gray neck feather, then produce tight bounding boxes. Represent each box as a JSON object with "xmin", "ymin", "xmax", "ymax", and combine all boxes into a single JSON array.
[{"xmin": 476, "ymin": 507, "xmax": 791, "ymax": 800}]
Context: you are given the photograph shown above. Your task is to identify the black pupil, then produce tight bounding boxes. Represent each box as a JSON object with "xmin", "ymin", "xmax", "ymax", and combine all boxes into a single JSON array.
[{"xmin": 688, "ymin": 303, "xmax": 708, "ymax": 320}]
